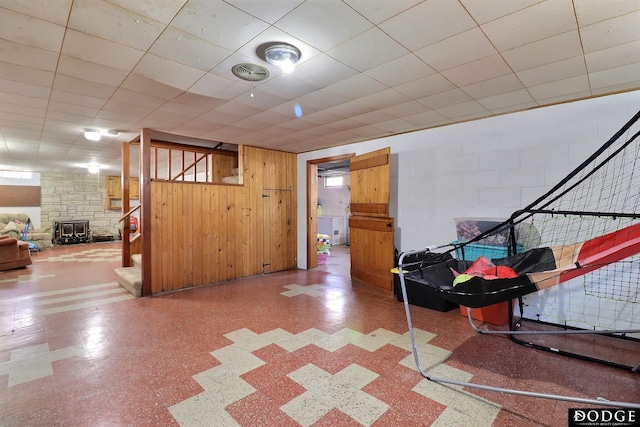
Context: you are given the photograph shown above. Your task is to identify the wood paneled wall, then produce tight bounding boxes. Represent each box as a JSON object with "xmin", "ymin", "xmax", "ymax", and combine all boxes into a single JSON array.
[{"xmin": 149, "ymin": 146, "xmax": 296, "ymax": 294}]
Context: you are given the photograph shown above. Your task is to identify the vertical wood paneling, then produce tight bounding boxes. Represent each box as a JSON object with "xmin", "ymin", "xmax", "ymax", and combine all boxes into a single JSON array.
[{"xmin": 148, "ymin": 145, "xmax": 296, "ymax": 294}]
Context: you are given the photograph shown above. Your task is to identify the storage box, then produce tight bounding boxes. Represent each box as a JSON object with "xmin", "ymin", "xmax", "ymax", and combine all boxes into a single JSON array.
[
  {"xmin": 459, "ymin": 301, "xmax": 510, "ymax": 325},
  {"xmin": 317, "ymin": 252, "xmax": 328, "ymax": 265},
  {"xmin": 394, "ymin": 251, "xmax": 458, "ymax": 312},
  {"xmin": 454, "ymin": 241, "xmax": 525, "ymax": 261},
  {"xmin": 455, "ymin": 217, "xmax": 510, "ymax": 246}
]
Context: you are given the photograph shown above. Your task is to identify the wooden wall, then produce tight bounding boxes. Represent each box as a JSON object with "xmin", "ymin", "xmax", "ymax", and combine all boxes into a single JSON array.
[{"xmin": 149, "ymin": 146, "xmax": 296, "ymax": 294}]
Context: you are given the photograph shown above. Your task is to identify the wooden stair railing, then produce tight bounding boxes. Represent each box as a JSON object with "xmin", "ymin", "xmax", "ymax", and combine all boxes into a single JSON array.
[{"xmin": 119, "ymin": 204, "xmax": 142, "ymax": 267}]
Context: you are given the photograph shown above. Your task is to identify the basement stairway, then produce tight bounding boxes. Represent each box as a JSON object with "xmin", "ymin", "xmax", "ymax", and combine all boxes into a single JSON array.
[{"xmin": 115, "ymin": 253, "xmax": 142, "ymax": 297}]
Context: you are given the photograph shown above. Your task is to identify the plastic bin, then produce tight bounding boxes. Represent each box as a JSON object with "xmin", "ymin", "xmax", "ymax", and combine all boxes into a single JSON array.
[
  {"xmin": 459, "ymin": 301, "xmax": 510, "ymax": 326},
  {"xmin": 454, "ymin": 241, "xmax": 525, "ymax": 261}
]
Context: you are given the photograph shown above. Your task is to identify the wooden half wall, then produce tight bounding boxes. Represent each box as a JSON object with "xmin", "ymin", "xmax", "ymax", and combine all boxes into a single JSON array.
[{"xmin": 149, "ymin": 146, "xmax": 297, "ymax": 294}]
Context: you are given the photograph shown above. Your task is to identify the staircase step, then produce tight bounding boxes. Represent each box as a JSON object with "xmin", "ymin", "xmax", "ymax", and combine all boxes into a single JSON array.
[
  {"xmin": 115, "ymin": 266, "xmax": 142, "ymax": 297},
  {"xmin": 131, "ymin": 253, "xmax": 142, "ymax": 269}
]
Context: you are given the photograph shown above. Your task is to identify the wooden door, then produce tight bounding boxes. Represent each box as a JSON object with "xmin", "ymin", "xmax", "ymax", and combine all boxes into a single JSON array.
[
  {"xmin": 307, "ymin": 163, "xmax": 319, "ymax": 269},
  {"xmin": 263, "ymin": 189, "xmax": 295, "ymax": 273},
  {"xmin": 349, "ymin": 147, "xmax": 395, "ymax": 292}
]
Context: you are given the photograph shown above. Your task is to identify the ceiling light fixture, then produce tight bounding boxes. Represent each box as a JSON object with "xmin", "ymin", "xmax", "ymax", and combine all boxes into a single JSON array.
[
  {"xmin": 84, "ymin": 128, "xmax": 101, "ymax": 141},
  {"xmin": 88, "ymin": 163, "xmax": 100, "ymax": 174},
  {"xmin": 264, "ymin": 43, "xmax": 300, "ymax": 74}
]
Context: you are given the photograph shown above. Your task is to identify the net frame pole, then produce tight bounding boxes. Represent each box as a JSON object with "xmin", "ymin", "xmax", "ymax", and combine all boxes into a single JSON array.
[{"xmin": 398, "ymin": 248, "xmax": 640, "ymax": 409}]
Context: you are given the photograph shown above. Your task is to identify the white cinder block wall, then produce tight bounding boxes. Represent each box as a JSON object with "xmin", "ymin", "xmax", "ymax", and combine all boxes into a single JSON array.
[{"xmin": 297, "ymin": 90, "xmax": 640, "ymax": 269}]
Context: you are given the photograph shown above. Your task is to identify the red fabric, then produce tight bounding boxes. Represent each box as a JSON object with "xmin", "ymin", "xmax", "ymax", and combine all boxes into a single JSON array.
[{"xmin": 463, "ymin": 257, "xmax": 518, "ymax": 280}]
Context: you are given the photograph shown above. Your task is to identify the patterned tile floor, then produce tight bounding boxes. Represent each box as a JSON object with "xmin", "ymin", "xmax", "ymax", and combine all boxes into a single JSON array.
[{"xmin": 0, "ymin": 242, "xmax": 638, "ymax": 426}]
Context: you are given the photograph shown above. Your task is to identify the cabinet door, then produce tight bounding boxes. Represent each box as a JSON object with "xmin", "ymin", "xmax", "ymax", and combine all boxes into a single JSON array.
[
  {"xmin": 107, "ymin": 176, "xmax": 121, "ymax": 198},
  {"xmin": 130, "ymin": 177, "xmax": 140, "ymax": 199}
]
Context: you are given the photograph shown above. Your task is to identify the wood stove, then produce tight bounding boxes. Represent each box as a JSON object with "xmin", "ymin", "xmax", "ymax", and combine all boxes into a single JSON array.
[{"xmin": 54, "ymin": 220, "xmax": 89, "ymax": 244}]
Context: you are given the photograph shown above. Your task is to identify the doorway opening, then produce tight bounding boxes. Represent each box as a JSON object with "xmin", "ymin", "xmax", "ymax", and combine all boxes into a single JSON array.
[{"xmin": 307, "ymin": 155, "xmax": 353, "ymax": 274}]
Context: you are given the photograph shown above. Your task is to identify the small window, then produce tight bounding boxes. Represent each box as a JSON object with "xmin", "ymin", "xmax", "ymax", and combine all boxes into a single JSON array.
[
  {"xmin": 324, "ymin": 176, "xmax": 344, "ymax": 188},
  {"xmin": 0, "ymin": 171, "xmax": 32, "ymax": 179}
]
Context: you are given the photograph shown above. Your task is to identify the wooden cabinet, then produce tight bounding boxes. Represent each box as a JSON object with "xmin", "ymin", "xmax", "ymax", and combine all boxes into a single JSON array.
[{"xmin": 106, "ymin": 176, "xmax": 139, "ymax": 210}]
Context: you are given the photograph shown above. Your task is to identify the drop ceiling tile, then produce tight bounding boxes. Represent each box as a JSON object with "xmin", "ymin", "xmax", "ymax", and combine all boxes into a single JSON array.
[
  {"xmin": 534, "ymin": 89, "xmax": 592, "ymax": 106},
  {"xmin": 96, "ymin": 109, "xmax": 144, "ymax": 125},
  {"xmin": 0, "ymin": 39, "xmax": 59, "ymax": 71},
  {"xmin": 293, "ymin": 54, "xmax": 359, "ymax": 88},
  {"xmin": 149, "ymin": 27, "xmax": 233, "ymax": 71},
  {"xmin": 327, "ymin": 27, "xmax": 409, "ymax": 72},
  {"xmin": 477, "ymin": 89, "xmax": 535, "ymax": 111},
  {"xmin": 226, "ymin": 0, "xmax": 304, "ymax": 24},
  {"xmin": 0, "ymin": 8, "xmax": 65, "ymax": 51},
  {"xmin": 53, "ymin": 74, "xmax": 116, "ymax": 98},
  {"xmin": 325, "ymin": 117, "xmax": 367, "ymax": 132},
  {"xmin": 403, "ymin": 109, "xmax": 449, "ymax": 127},
  {"xmin": 189, "ymin": 73, "xmax": 254, "ymax": 100},
  {"xmin": 300, "ymin": 110, "xmax": 342, "ymax": 125},
  {"xmin": 441, "ymin": 55, "xmax": 512, "ymax": 87},
  {"xmin": 68, "ymin": 0, "xmax": 165, "ymax": 50},
  {"xmin": 171, "ymin": 0, "xmax": 269, "ymax": 51},
  {"xmin": 364, "ymin": 54, "xmax": 436, "ymax": 87},
  {"xmin": 415, "ymin": 28, "xmax": 498, "ymax": 72},
  {"xmin": 274, "ymin": 0, "xmax": 373, "ymax": 51},
  {"xmin": 48, "ymin": 100, "xmax": 99, "ymax": 117},
  {"xmin": 461, "ymin": 74, "xmax": 525, "ymax": 99},
  {"xmin": 574, "ymin": 0, "xmax": 640, "ymax": 26},
  {"xmin": 101, "ymin": 100, "xmax": 155, "ymax": 119},
  {"xmin": 0, "ymin": 102, "xmax": 46, "ymax": 118},
  {"xmin": 382, "ymin": 100, "xmax": 430, "ymax": 118},
  {"xmin": 347, "ymin": 125, "xmax": 388, "ymax": 139},
  {"xmin": 586, "ymin": 40, "xmax": 640, "ymax": 73},
  {"xmin": 395, "ymin": 73, "xmax": 457, "ymax": 99},
  {"xmin": 325, "ymin": 74, "xmax": 388, "ymax": 100},
  {"xmin": 0, "ymin": 79, "xmax": 50, "ymax": 100},
  {"xmin": 120, "ymin": 74, "xmax": 184, "ymax": 100},
  {"xmin": 62, "ymin": 29, "xmax": 144, "ymax": 70},
  {"xmin": 0, "ymin": 111, "xmax": 44, "ymax": 125},
  {"xmin": 232, "ymin": 89, "xmax": 289, "ymax": 110},
  {"xmin": 57, "ymin": 56, "xmax": 128, "ymax": 87},
  {"xmin": 45, "ymin": 110, "xmax": 94, "ymax": 125},
  {"xmin": 197, "ymin": 109, "xmax": 243, "ymax": 126},
  {"xmin": 528, "ymin": 75, "xmax": 590, "ymax": 101},
  {"xmin": 109, "ymin": 88, "xmax": 167, "ymax": 110},
  {"xmin": 436, "ymin": 101, "xmax": 490, "ymax": 121},
  {"xmin": 213, "ymin": 100, "xmax": 263, "ymax": 118},
  {"xmin": 50, "ymin": 89, "xmax": 108, "ymax": 109},
  {"xmin": 516, "ymin": 56, "xmax": 586, "ymax": 87},
  {"xmin": 0, "ymin": 91, "xmax": 48, "ymax": 109},
  {"xmin": 460, "ymin": 0, "xmax": 544, "ymax": 25},
  {"xmin": 133, "ymin": 53, "xmax": 206, "ymax": 91},
  {"xmin": 107, "ymin": 0, "xmax": 187, "ymax": 24},
  {"xmin": 580, "ymin": 11, "xmax": 640, "ymax": 53},
  {"xmin": 380, "ymin": 0, "xmax": 476, "ymax": 51},
  {"xmin": 417, "ymin": 88, "xmax": 472, "ymax": 109},
  {"xmin": 250, "ymin": 109, "xmax": 295, "ymax": 125},
  {"xmin": 481, "ymin": 0, "xmax": 576, "ymax": 51},
  {"xmin": 356, "ymin": 89, "xmax": 411, "ymax": 109},
  {"xmin": 325, "ymin": 100, "xmax": 375, "ymax": 118},
  {"xmin": 295, "ymin": 89, "xmax": 350, "ymax": 110},
  {"xmin": 373, "ymin": 118, "xmax": 414, "ymax": 133},
  {"xmin": 502, "ymin": 31, "xmax": 583, "ymax": 72},
  {"xmin": 257, "ymin": 75, "xmax": 320, "ymax": 99},
  {"xmin": 1, "ymin": 0, "xmax": 73, "ymax": 26},
  {"xmin": 350, "ymin": 110, "xmax": 397, "ymax": 126},
  {"xmin": 344, "ymin": 0, "xmax": 422, "ymax": 24},
  {"xmin": 0, "ymin": 61, "xmax": 53, "ymax": 87},
  {"xmin": 159, "ymin": 101, "xmax": 211, "ymax": 117},
  {"xmin": 143, "ymin": 109, "xmax": 192, "ymax": 127},
  {"xmin": 589, "ymin": 62, "xmax": 640, "ymax": 90}
]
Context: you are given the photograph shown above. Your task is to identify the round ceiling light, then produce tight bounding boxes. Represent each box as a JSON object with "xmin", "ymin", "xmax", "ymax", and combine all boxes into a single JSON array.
[
  {"xmin": 84, "ymin": 128, "xmax": 101, "ymax": 141},
  {"xmin": 264, "ymin": 43, "xmax": 300, "ymax": 74}
]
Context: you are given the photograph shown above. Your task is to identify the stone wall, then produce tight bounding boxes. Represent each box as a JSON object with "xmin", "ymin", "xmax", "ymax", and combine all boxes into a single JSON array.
[{"xmin": 41, "ymin": 172, "xmax": 122, "ymax": 238}]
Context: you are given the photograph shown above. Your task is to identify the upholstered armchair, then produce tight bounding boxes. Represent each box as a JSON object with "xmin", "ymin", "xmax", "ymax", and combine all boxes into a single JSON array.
[{"xmin": 0, "ymin": 235, "xmax": 33, "ymax": 271}]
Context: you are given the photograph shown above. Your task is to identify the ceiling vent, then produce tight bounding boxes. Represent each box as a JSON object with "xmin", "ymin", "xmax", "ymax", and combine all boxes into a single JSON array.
[{"xmin": 232, "ymin": 63, "xmax": 269, "ymax": 81}]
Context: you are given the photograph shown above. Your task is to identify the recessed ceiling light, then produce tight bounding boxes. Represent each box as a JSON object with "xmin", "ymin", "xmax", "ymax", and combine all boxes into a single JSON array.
[
  {"xmin": 84, "ymin": 128, "xmax": 101, "ymax": 141},
  {"xmin": 88, "ymin": 163, "xmax": 99, "ymax": 174},
  {"xmin": 263, "ymin": 43, "xmax": 300, "ymax": 74}
]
